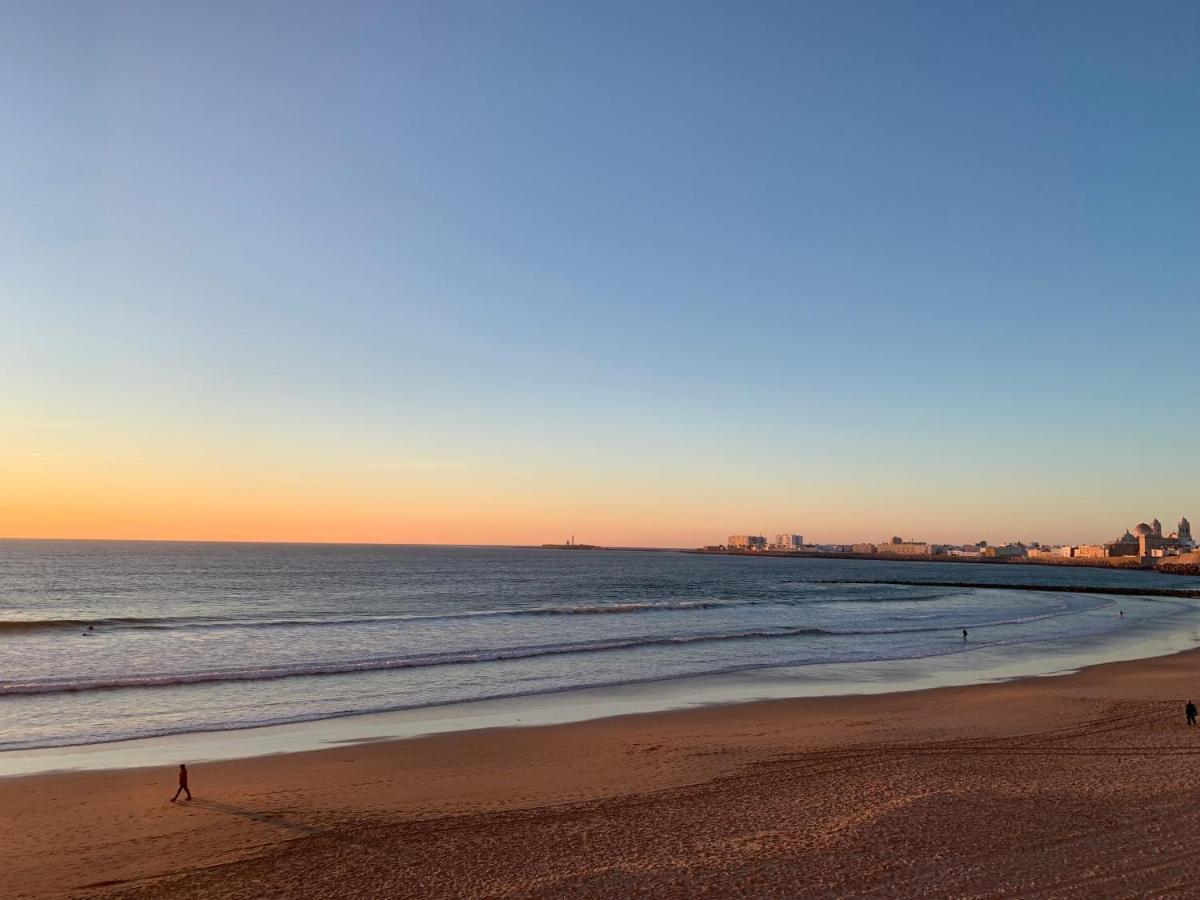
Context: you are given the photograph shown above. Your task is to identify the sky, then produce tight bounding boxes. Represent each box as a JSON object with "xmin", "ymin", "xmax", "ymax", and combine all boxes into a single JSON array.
[{"xmin": 2, "ymin": 0, "xmax": 1198, "ymax": 547}]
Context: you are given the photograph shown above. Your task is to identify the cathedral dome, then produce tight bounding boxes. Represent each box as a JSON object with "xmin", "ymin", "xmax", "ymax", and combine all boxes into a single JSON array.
[{"xmin": 1133, "ymin": 523, "xmax": 1154, "ymax": 537}]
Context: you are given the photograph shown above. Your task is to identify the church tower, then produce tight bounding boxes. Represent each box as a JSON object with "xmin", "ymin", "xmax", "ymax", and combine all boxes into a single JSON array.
[
  {"xmin": 1152, "ymin": 518, "xmax": 1163, "ymax": 537},
  {"xmin": 1180, "ymin": 517, "xmax": 1193, "ymax": 544}
]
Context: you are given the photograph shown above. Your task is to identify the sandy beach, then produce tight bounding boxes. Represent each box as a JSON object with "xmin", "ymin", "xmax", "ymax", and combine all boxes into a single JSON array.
[{"xmin": 5, "ymin": 648, "xmax": 1200, "ymax": 898}]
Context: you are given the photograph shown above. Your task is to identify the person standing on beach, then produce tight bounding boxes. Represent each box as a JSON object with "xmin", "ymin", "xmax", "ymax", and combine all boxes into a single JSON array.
[
  {"xmin": 1187, "ymin": 701, "xmax": 1196, "ymax": 727},
  {"xmin": 171, "ymin": 764, "xmax": 192, "ymax": 802}
]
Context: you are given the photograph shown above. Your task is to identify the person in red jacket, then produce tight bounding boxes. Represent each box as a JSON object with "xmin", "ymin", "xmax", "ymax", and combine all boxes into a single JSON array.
[{"xmin": 171, "ymin": 764, "xmax": 192, "ymax": 802}]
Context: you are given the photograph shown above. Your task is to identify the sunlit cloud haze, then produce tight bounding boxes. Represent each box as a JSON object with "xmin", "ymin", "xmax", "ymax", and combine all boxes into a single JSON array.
[{"xmin": 2, "ymin": 1, "xmax": 1197, "ymax": 547}]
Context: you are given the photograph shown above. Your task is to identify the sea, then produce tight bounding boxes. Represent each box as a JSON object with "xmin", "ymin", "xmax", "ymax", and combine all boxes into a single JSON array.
[{"xmin": 3, "ymin": 541, "xmax": 1200, "ymax": 760}]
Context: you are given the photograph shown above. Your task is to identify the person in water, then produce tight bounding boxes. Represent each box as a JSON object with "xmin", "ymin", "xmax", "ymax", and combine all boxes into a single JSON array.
[
  {"xmin": 1187, "ymin": 700, "xmax": 1197, "ymax": 727},
  {"xmin": 171, "ymin": 764, "xmax": 192, "ymax": 802},
  {"xmin": 962, "ymin": 628, "xmax": 968, "ymax": 641}
]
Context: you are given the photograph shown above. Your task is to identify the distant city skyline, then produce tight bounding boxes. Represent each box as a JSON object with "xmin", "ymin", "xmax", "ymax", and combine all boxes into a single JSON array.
[
  {"xmin": 716, "ymin": 514, "xmax": 1195, "ymax": 558},
  {"xmin": 2, "ymin": 512, "xmax": 1195, "ymax": 551},
  {"xmin": 2, "ymin": 2, "xmax": 1197, "ymax": 546}
]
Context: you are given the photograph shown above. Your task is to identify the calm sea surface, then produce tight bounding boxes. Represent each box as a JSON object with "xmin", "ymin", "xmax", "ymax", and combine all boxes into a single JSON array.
[{"xmin": 2, "ymin": 541, "xmax": 1198, "ymax": 752}]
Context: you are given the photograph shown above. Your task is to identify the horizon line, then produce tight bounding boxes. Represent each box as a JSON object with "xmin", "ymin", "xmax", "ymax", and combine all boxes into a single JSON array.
[{"xmin": 0, "ymin": 536, "xmax": 693, "ymax": 550}]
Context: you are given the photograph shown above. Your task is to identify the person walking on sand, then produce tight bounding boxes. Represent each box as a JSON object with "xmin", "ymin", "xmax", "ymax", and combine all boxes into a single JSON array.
[
  {"xmin": 171, "ymin": 764, "xmax": 192, "ymax": 802},
  {"xmin": 1187, "ymin": 701, "xmax": 1196, "ymax": 727}
]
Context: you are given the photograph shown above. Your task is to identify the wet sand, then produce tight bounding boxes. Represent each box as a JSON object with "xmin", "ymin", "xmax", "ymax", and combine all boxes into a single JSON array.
[{"xmin": 6, "ymin": 648, "xmax": 1200, "ymax": 898}]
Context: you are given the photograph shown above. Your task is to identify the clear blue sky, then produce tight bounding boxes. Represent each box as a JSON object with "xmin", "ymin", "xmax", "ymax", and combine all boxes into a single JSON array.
[{"xmin": 2, "ymin": 1, "xmax": 1197, "ymax": 545}]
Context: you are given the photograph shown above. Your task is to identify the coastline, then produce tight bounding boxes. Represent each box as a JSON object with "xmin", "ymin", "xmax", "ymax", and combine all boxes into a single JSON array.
[
  {"xmin": 9, "ymin": 646, "xmax": 1200, "ymax": 897},
  {"xmin": 530, "ymin": 541, "xmax": 1200, "ymax": 577},
  {"xmin": 690, "ymin": 546, "xmax": 1200, "ymax": 576},
  {"xmin": 5, "ymin": 584, "xmax": 1200, "ymax": 775},
  {"xmin": 11, "ymin": 545, "xmax": 1198, "ymax": 764}
]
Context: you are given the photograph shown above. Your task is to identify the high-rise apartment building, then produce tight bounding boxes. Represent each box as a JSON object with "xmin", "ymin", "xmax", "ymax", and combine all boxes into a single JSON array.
[{"xmin": 727, "ymin": 535, "xmax": 767, "ymax": 550}]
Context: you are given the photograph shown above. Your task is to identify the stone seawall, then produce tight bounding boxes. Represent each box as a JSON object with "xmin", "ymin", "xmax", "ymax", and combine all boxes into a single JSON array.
[
  {"xmin": 692, "ymin": 548, "xmax": 1193, "ymax": 575},
  {"xmin": 1158, "ymin": 551, "xmax": 1200, "ymax": 577}
]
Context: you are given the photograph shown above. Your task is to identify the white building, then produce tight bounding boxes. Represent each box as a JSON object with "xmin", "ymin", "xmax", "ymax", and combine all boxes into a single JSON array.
[
  {"xmin": 727, "ymin": 535, "xmax": 767, "ymax": 550},
  {"xmin": 772, "ymin": 534, "xmax": 804, "ymax": 550},
  {"xmin": 875, "ymin": 541, "xmax": 931, "ymax": 556}
]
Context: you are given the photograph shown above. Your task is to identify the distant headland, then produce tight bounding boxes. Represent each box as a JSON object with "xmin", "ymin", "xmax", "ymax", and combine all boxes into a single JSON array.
[
  {"xmin": 700, "ymin": 518, "xmax": 1199, "ymax": 576},
  {"xmin": 540, "ymin": 536, "xmax": 599, "ymax": 550}
]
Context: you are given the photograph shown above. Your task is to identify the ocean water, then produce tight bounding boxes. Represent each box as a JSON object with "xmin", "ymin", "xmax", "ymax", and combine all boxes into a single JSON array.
[{"xmin": 2, "ymin": 540, "xmax": 1198, "ymax": 753}]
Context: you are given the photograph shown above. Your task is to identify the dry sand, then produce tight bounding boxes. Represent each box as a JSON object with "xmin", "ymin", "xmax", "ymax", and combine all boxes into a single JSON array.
[{"xmin": 7, "ymin": 649, "xmax": 1200, "ymax": 898}]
